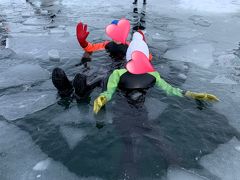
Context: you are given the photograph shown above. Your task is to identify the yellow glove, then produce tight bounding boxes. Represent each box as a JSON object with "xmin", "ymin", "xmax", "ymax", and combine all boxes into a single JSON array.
[
  {"xmin": 185, "ymin": 91, "xmax": 219, "ymax": 102},
  {"xmin": 93, "ymin": 95, "xmax": 107, "ymax": 114}
]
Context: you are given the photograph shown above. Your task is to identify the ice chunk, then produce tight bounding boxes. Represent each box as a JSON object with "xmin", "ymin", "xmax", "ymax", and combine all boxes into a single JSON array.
[
  {"xmin": 0, "ymin": 121, "xmax": 81, "ymax": 180},
  {"xmin": 60, "ymin": 126, "xmax": 87, "ymax": 149},
  {"xmin": 164, "ymin": 43, "xmax": 214, "ymax": 68},
  {"xmin": 166, "ymin": 168, "xmax": 208, "ymax": 180},
  {"xmin": 7, "ymin": 36, "xmax": 80, "ymax": 60},
  {"xmin": 200, "ymin": 138, "xmax": 240, "ymax": 180},
  {"xmin": 211, "ymin": 75, "xmax": 237, "ymax": 84},
  {"xmin": 0, "ymin": 91, "xmax": 57, "ymax": 121},
  {"xmin": 33, "ymin": 158, "xmax": 51, "ymax": 171},
  {"xmin": 145, "ymin": 97, "xmax": 168, "ymax": 121},
  {"xmin": 0, "ymin": 64, "xmax": 49, "ymax": 89},
  {"xmin": 178, "ymin": 73, "xmax": 187, "ymax": 80},
  {"xmin": 52, "ymin": 106, "xmax": 94, "ymax": 125},
  {"xmin": 48, "ymin": 49, "xmax": 60, "ymax": 62}
]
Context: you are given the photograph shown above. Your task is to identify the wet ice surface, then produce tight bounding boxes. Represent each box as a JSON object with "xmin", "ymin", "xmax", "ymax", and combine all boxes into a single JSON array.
[{"xmin": 1, "ymin": 0, "xmax": 240, "ymax": 179}]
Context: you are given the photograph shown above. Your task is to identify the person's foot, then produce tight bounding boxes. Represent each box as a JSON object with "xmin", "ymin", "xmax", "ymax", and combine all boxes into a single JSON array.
[
  {"xmin": 72, "ymin": 73, "xmax": 89, "ymax": 100},
  {"xmin": 52, "ymin": 68, "xmax": 73, "ymax": 98},
  {"xmin": 132, "ymin": 0, "xmax": 137, "ymax": 4}
]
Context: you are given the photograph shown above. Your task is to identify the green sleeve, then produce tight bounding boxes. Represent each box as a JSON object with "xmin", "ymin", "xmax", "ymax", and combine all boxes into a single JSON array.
[
  {"xmin": 149, "ymin": 71, "xmax": 184, "ymax": 97},
  {"xmin": 100, "ymin": 69, "xmax": 127, "ymax": 101}
]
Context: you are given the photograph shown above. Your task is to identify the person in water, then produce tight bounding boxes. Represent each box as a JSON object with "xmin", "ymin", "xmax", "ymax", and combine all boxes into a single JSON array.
[
  {"xmin": 52, "ymin": 18, "xmax": 154, "ymax": 100},
  {"xmin": 93, "ymin": 32, "xmax": 219, "ymax": 113},
  {"xmin": 52, "ymin": 19, "xmax": 132, "ymax": 99},
  {"xmin": 76, "ymin": 18, "xmax": 130, "ymax": 60}
]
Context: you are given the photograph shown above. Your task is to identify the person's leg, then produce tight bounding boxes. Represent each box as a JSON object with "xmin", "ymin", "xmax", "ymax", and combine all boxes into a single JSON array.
[
  {"xmin": 52, "ymin": 68, "xmax": 73, "ymax": 97},
  {"xmin": 133, "ymin": 0, "xmax": 137, "ymax": 4},
  {"xmin": 143, "ymin": 0, "xmax": 146, "ymax": 4}
]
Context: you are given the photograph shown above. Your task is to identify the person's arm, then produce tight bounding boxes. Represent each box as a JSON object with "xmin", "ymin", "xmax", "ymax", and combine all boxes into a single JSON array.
[
  {"xmin": 149, "ymin": 71, "xmax": 183, "ymax": 97},
  {"xmin": 84, "ymin": 41, "xmax": 110, "ymax": 52},
  {"xmin": 76, "ymin": 22, "xmax": 109, "ymax": 52},
  {"xmin": 149, "ymin": 71, "xmax": 219, "ymax": 101},
  {"xmin": 100, "ymin": 69, "xmax": 127, "ymax": 101},
  {"xmin": 94, "ymin": 69, "xmax": 127, "ymax": 114}
]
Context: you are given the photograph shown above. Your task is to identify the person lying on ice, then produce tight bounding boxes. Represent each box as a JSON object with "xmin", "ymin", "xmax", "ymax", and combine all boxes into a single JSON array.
[{"xmin": 93, "ymin": 32, "xmax": 219, "ymax": 114}]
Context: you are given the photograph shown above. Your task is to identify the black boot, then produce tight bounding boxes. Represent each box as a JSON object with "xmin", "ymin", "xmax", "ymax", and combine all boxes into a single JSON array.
[
  {"xmin": 52, "ymin": 68, "xmax": 73, "ymax": 98},
  {"xmin": 133, "ymin": 0, "xmax": 137, "ymax": 4},
  {"xmin": 72, "ymin": 73, "xmax": 90, "ymax": 100}
]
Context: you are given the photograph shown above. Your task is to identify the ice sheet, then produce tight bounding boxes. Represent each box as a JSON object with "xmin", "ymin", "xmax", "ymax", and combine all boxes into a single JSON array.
[
  {"xmin": 0, "ymin": 91, "xmax": 57, "ymax": 120},
  {"xmin": 200, "ymin": 138, "xmax": 240, "ymax": 180},
  {"xmin": 164, "ymin": 43, "xmax": 215, "ymax": 69},
  {"xmin": 0, "ymin": 64, "xmax": 49, "ymax": 89},
  {"xmin": 166, "ymin": 168, "xmax": 209, "ymax": 180},
  {"xmin": 0, "ymin": 121, "xmax": 81, "ymax": 180}
]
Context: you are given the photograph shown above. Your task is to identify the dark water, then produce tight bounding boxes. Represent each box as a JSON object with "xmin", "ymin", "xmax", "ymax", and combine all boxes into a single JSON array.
[{"xmin": 1, "ymin": 0, "xmax": 240, "ymax": 180}]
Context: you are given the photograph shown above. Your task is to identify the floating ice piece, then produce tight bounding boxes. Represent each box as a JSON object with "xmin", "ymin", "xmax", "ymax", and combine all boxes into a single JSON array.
[
  {"xmin": 145, "ymin": 97, "xmax": 168, "ymax": 121},
  {"xmin": 178, "ymin": 73, "xmax": 187, "ymax": 80},
  {"xmin": 200, "ymin": 138, "xmax": 240, "ymax": 180},
  {"xmin": 164, "ymin": 43, "xmax": 214, "ymax": 69},
  {"xmin": 0, "ymin": 121, "xmax": 85, "ymax": 180},
  {"xmin": 60, "ymin": 126, "xmax": 87, "ymax": 149},
  {"xmin": 33, "ymin": 158, "xmax": 51, "ymax": 171},
  {"xmin": 0, "ymin": 91, "xmax": 57, "ymax": 121},
  {"xmin": 211, "ymin": 75, "xmax": 237, "ymax": 85},
  {"xmin": 166, "ymin": 168, "xmax": 208, "ymax": 180},
  {"xmin": 52, "ymin": 106, "xmax": 94, "ymax": 125},
  {"xmin": 0, "ymin": 64, "xmax": 49, "ymax": 89},
  {"xmin": 48, "ymin": 49, "xmax": 60, "ymax": 62}
]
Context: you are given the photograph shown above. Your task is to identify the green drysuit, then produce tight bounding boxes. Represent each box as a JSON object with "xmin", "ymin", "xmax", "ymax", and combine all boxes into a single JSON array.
[{"xmin": 100, "ymin": 69, "xmax": 183, "ymax": 101}]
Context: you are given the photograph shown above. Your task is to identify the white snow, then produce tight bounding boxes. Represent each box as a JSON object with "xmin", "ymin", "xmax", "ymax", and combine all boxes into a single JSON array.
[
  {"xmin": 60, "ymin": 126, "xmax": 87, "ymax": 149},
  {"xmin": 0, "ymin": 91, "xmax": 57, "ymax": 121},
  {"xmin": 200, "ymin": 138, "xmax": 240, "ymax": 180},
  {"xmin": 0, "ymin": 64, "xmax": 49, "ymax": 89},
  {"xmin": 178, "ymin": 0, "xmax": 240, "ymax": 13},
  {"xmin": 164, "ymin": 43, "xmax": 215, "ymax": 69}
]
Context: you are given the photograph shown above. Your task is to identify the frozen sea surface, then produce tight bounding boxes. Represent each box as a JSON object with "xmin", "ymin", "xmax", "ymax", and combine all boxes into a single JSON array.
[{"xmin": 1, "ymin": 0, "xmax": 240, "ymax": 179}]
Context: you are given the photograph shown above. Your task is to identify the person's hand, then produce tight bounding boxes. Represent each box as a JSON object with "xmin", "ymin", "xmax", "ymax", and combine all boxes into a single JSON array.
[
  {"xmin": 76, "ymin": 22, "xmax": 90, "ymax": 48},
  {"xmin": 75, "ymin": 52, "xmax": 92, "ymax": 67},
  {"xmin": 185, "ymin": 91, "xmax": 219, "ymax": 102},
  {"xmin": 93, "ymin": 95, "xmax": 107, "ymax": 114}
]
